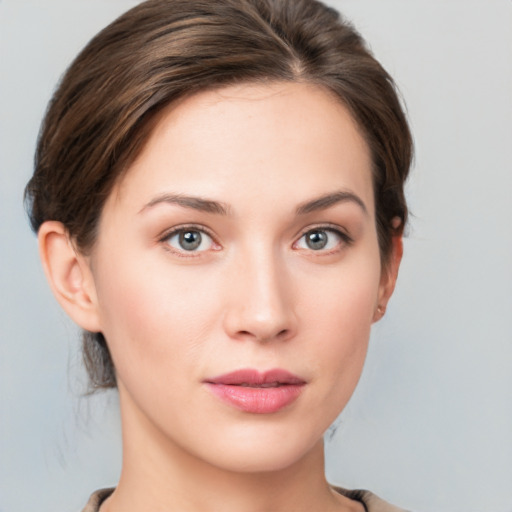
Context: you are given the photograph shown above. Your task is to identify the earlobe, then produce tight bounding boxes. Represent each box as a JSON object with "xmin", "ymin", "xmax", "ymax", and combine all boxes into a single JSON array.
[
  {"xmin": 38, "ymin": 221, "xmax": 101, "ymax": 332},
  {"xmin": 373, "ymin": 231, "xmax": 403, "ymax": 323}
]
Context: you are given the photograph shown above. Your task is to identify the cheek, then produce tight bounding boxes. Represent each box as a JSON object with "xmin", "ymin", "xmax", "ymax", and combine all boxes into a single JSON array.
[
  {"xmin": 299, "ymin": 254, "xmax": 381, "ymax": 403},
  {"xmin": 303, "ymin": 252, "xmax": 381, "ymax": 337},
  {"xmin": 308, "ymin": 285, "xmax": 373, "ymax": 378},
  {"xmin": 92, "ymin": 254, "xmax": 222, "ymax": 378}
]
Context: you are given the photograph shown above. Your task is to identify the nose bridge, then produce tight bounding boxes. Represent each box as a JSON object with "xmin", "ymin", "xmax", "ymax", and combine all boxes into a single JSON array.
[{"xmin": 224, "ymin": 241, "xmax": 296, "ymax": 342}]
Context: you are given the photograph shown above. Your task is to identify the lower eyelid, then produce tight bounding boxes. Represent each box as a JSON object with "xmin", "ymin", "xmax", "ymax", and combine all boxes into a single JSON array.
[
  {"xmin": 159, "ymin": 226, "xmax": 220, "ymax": 252},
  {"xmin": 158, "ymin": 225, "xmax": 351, "ymax": 255},
  {"xmin": 294, "ymin": 227, "xmax": 352, "ymax": 249}
]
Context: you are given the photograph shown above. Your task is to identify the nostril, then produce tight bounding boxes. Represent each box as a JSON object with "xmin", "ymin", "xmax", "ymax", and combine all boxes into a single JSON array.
[{"xmin": 234, "ymin": 328, "xmax": 291, "ymax": 342}]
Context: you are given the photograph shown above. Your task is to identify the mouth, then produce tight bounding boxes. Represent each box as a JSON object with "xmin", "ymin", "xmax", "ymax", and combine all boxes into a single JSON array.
[{"xmin": 204, "ymin": 369, "xmax": 306, "ymax": 414}]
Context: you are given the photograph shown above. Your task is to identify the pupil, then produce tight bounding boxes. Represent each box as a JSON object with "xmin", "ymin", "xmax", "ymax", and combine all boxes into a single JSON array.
[
  {"xmin": 306, "ymin": 230, "xmax": 327, "ymax": 250},
  {"xmin": 179, "ymin": 231, "xmax": 202, "ymax": 250}
]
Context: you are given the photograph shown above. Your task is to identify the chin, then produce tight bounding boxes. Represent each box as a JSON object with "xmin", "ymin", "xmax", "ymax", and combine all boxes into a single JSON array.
[{"xmin": 196, "ymin": 427, "xmax": 324, "ymax": 475}]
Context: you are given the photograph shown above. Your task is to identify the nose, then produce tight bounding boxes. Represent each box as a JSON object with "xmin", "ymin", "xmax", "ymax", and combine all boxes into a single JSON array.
[{"xmin": 222, "ymin": 249, "xmax": 298, "ymax": 343}]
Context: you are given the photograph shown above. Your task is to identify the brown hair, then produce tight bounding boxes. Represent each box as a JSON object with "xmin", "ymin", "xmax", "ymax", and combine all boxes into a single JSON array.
[{"xmin": 25, "ymin": 0, "xmax": 413, "ymax": 390}]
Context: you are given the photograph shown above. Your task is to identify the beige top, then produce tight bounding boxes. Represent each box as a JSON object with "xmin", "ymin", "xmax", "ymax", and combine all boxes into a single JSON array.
[{"xmin": 81, "ymin": 486, "xmax": 408, "ymax": 512}]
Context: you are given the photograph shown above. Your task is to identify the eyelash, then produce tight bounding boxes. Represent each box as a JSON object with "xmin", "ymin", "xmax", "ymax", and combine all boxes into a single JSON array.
[
  {"xmin": 158, "ymin": 223, "xmax": 353, "ymax": 257},
  {"xmin": 294, "ymin": 224, "xmax": 353, "ymax": 254},
  {"xmin": 158, "ymin": 224, "xmax": 219, "ymax": 258}
]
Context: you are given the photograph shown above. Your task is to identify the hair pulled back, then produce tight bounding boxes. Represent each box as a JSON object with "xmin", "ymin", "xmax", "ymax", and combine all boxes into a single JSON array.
[{"xmin": 25, "ymin": 0, "xmax": 413, "ymax": 390}]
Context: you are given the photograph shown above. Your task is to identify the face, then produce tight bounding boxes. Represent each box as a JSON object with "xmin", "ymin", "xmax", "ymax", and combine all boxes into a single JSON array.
[{"xmin": 86, "ymin": 82, "xmax": 393, "ymax": 473}]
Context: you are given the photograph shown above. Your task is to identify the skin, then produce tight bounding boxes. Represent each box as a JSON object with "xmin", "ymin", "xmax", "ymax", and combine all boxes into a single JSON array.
[{"xmin": 39, "ymin": 82, "xmax": 401, "ymax": 512}]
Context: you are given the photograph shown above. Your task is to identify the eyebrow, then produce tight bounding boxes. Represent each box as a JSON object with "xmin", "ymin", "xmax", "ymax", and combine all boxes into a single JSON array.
[
  {"xmin": 140, "ymin": 193, "xmax": 230, "ymax": 215},
  {"xmin": 140, "ymin": 190, "xmax": 367, "ymax": 217},
  {"xmin": 295, "ymin": 190, "xmax": 368, "ymax": 216}
]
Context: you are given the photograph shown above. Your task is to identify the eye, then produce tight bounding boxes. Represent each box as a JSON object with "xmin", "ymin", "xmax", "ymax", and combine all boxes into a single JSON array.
[
  {"xmin": 294, "ymin": 228, "xmax": 348, "ymax": 252},
  {"xmin": 163, "ymin": 228, "xmax": 216, "ymax": 253}
]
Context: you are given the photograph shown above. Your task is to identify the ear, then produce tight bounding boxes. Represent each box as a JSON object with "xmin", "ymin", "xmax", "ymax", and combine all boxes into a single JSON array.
[
  {"xmin": 38, "ymin": 221, "xmax": 101, "ymax": 332},
  {"xmin": 373, "ymin": 229, "xmax": 403, "ymax": 323}
]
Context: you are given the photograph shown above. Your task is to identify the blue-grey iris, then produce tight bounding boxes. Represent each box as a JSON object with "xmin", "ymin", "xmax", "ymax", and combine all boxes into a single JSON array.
[
  {"xmin": 179, "ymin": 230, "xmax": 202, "ymax": 250},
  {"xmin": 306, "ymin": 230, "xmax": 328, "ymax": 250}
]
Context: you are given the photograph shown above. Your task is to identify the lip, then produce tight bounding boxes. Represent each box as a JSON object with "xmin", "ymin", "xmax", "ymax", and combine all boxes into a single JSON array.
[{"xmin": 204, "ymin": 369, "xmax": 306, "ymax": 414}]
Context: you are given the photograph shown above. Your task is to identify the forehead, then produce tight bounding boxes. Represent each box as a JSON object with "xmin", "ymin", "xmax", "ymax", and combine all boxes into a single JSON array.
[{"xmin": 110, "ymin": 81, "xmax": 374, "ymax": 215}]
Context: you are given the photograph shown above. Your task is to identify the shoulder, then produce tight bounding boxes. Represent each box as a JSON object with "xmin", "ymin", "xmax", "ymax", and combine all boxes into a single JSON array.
[
  {"xmin": 81, "ymin": 488, "xmax": 114, "ymax": 512},
  {"xmin": 333, "ymin": 486, "xmax": 410, "ymax": 512},
  {"xmin": 82, "ymin": 486, "xmax": 409, "ymax": 512}
]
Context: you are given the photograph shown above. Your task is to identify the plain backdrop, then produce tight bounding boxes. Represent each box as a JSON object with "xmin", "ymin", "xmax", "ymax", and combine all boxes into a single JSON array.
[{"xmin": 1, "ymin": 1, "xmax": 511, "ymax": 511}]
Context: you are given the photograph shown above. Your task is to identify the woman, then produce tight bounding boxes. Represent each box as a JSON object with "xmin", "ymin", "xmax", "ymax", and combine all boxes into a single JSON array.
[{"xmin": 25, "ymin": 0, "xmax": 412, "ymax": 510}]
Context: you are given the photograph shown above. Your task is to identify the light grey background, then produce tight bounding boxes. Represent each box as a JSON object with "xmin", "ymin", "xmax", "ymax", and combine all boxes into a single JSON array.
[{"xmin": 1, "ymin": 1, "xmax": 511, "ymax": 511}]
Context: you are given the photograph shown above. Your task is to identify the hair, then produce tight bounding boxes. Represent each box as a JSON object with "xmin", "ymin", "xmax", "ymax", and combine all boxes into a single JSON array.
[{"xmin": 25, "ymin": 0, "xmax": 413, "ymax": 390}]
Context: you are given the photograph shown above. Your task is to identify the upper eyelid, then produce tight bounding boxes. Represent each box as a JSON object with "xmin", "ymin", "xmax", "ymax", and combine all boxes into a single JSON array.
[
  {"xmin": 295, "ymin": 223, "xmax": 352, "ymax": 241},
  {"xmin": 158, "ymin": 223, "xmax": 217, "ymax": 242},
  {"xmin": 158, "ymin": 225, "xmax": 219, "ymax": 257},
  {"xmin": 292, "ymin": 225, "xmax": 353, "ymax": 253},
  {"xmin": 157, "ymin": 223, "xmax": 352, "ymax": 248}
]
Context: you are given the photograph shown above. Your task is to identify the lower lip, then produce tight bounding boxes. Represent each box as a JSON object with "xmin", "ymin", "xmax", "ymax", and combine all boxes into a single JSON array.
[{"xmin": 205, "ymin": 383, "xmax": 304, "ymax": 414}]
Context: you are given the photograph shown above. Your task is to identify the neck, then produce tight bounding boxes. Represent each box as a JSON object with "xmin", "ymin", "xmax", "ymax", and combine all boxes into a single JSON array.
[{"xmin": 102, "ymin": 387, "xmax": 361, "ymax": 512}]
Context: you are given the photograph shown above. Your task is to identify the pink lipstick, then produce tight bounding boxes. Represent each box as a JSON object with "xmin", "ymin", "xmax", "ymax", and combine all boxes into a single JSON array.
[{"xmin": 204, "ymin": 369, "xmax": 305, "ymax": 414}]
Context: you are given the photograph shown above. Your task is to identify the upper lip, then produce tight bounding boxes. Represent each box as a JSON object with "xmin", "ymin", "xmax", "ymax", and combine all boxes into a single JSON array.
[{"xmin": 205, "ymin": 368, "xmax": 306, "ymax": 386}]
